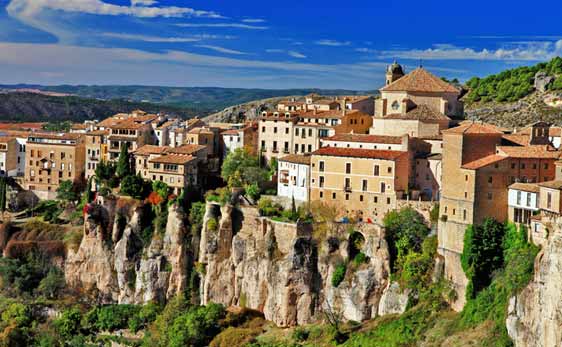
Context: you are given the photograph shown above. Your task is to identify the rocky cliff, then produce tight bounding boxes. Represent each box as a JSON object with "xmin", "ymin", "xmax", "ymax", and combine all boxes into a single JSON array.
[
  {"xmin": 65, "ymin": 198, "xmax": 191, "ymax": 304},
  {"xmin": 199, "ymin": 203, "xmax": 403, "ymax": 327},
  {"xmin": 506, "ymin": 230, "xmax": 562, "ymax": 347}
]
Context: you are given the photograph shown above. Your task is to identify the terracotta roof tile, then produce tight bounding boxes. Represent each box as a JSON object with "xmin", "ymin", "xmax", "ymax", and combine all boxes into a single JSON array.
[
  {"xmin": 167, "ymin": 144, "xmax": 206, "ymax": 155},
  {"xmin": 298, "ymin": 109, "xmax": 362, "ymax": 119},
  {"xmin": 383, "ymin": 104, "xmax": 451, "ymax": 122},
  {"xmin": 324, "ymin": 133, "xmax": 403, "ymax": 144},
  {"xmin": 134, "ymin": 145, "xmax": 170, "ymax": 156},
  {"xmin": 28, "ymin": 132, "xmax": 83, "ymax": 141},
  {"xmin": 509, "ymin": 182, "xmax": 540, "ymax": 193},
  {"xmin": 502, "ymin": 134, "xmax": 530, "ymax": 146},
  {"xmin": 380, "ymin": 68, "xmax": 460, "ymax": 93},
  {"xmin": 462, "ymin": 155, "xmax": 507, "ymax": 170},
  {"xmin": 496, "ymin": 146, "xmax": 561, "ymax": 159},
  {"xmin": 149, "ymin": 154, "xmax": 196, "ymax": 165},
  {"xmin": 312, "ymin": 147, "xmax": 407, "ymax": 160},
  {"xmin": 539, "ymin": 180, "xmax": 562, "ymax": 190},
  {"xmin": 443, "ymin": 122, "xmax": 504, "ymax": 135},
  {"xmin": 279, "ymin": 154, "xmax": 311, "ymax": 165}
]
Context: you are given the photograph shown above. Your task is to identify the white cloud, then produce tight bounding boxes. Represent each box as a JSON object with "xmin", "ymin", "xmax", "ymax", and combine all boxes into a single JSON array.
[
  {"xmin": 265, "ymin": 49, "xmax": 306, "ymax": 59},
  {"xmin": 242, "ymin": 18, "xmax": 265, "ymax": 23},
  {"xmin": 315, "ymin": 40, "xmax": 351, "ymax": 47},
  {"xmin": 195, "ymin": 45, "xmax": 247, "ymax": 55},
  {"xmin": 131, "ymin": 0, "xmax": 157, "ymax": 6},
  {"xmin": 101, "ymin": 32, "xmax": 236, "ymax": 42},
  {"xmin": 7, "ymin": 0, "xmax": 224, "ymax": 19},
  {"xmin": 355, "ymin": 47, "xmax": 375, "ymax": 53},
  {"xmin": 288, "ymin": 51, "xmax": 306, "ymax": 59},
  {"xmin": 176, "ymin": 23, "xmax": 268, "ymax": 30},
  {"xmin": 102, "ymin": 33, "xmax": 201, "ymax": 43},
  {"xmin": 377, "ymin": 41, "xmax": 562, "ymax": 61}
]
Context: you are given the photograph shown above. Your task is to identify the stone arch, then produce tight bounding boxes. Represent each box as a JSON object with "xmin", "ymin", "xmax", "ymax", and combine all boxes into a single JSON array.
[{"xmin": 348, "ymin": 231, "xmax": 366, "ymax": 260}]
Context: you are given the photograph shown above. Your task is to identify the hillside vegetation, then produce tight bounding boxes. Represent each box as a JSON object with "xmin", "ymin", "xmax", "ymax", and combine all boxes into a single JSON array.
[{"xmin": 465, "ymin": 57, "xmax": 562, "ymax": 103}]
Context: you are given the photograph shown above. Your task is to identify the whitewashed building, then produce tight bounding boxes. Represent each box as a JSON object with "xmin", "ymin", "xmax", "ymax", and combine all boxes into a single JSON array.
[
  {"xmin": 508, "ymin": 182, "xmax": 539, "ymax": 225},
  {"xmin": 278, "ymin": 154, "xmax": 311, "ymax": 202}
]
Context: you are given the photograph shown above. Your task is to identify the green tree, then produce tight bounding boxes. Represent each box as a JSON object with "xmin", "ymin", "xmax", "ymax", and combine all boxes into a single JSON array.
[
  {"xmin": 152, "ymin": 181, "xmax": 169, "ymax": 200},
  {"xmin": 167, "ymin": 303, "xmax": 226, "ymax": 347},
  {"xmin": 55, "ymin": 307, "xmax": 83, "ymax": 339},
  {"xmin": 37, "ymin": 267, "xmax": 65, "ymax": 299},
  {"xmin": 56, "ymin": 180, "xmax": 79, "ymax": 202},
  {"xmin": 0, "ymin": 177, "xmax": 7, "ymax": 213},
  {"xmin": 116, "ymin": 143, "xmax": 132, "ymax": 178},
  {"xmin": 461, "ymin": 218, "xmax": 505, "ymax": 299},
  {"xmin": 95, "ymin": 160, "xmax": 116, "ymax": 181},
  {"xmin": 120, "ymin": 175, "xmax": 148, "ymax": 199},
  {"xmin": 383, "ymin": 207, "xmax": 430, "ymax": 273},
  {"xmin": 221, "ymin": 148, "xmax": 266, "ymax": 187}
]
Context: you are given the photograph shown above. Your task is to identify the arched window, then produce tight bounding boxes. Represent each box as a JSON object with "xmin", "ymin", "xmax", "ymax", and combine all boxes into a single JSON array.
[{"xmin": 391, "ymin": 101, "xmax": 400, "ymax": 111}]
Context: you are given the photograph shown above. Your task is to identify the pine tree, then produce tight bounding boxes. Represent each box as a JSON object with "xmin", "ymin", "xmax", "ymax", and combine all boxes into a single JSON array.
[{"xmin": 116, "ymin": 143, "xmax": 131, "ymax": 178}]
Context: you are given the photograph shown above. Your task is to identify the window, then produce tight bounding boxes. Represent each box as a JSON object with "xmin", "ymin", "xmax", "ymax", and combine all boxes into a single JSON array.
[
  {"xmin": 488, "ymin": 192, "xmax": 493, "ymax": 200},
  {"xmin": 463, "ymin": 209, "xmax": 467, "ymax": 221},
  {"xmin": 488, "ymin": 176, "xmax": 493, "ymax": 184},
  {"xmin": 360, "ymin": 195, "xmax": 364, "ymax": 202},
  {"xmin": 520, "ymin": 163, "xmax": 526, "ymax": 169},
  {"xmin": 61, "ymin": 152, "xmax": 65, "ymax": 159},
  {"xmin": 547, "ymin": 192, "xmax": 552, "ymax": 209},
  {"xmin": 345, "ymin": 194, "xmax": 349, "ymax": 201},
  {"xmin": 380, "ymin": 182, "xmax": 386, "ymax": 193},
  {"xmin": 453, "ymin": 209, "xmax": 456, "ymax": 216},
  {"xmin": 294, "ymin": 144, "xmax": 299, "ymax": 153},
  {"xmin": 274, "ymin": 127, "xmax": 278, "ymax": 134},
  {"xmin": 517, "ymin": 191, "xmax": 521, "ymax": 205},
  {"xmin": 319, "ymin": 161, "xmax": 325, "ymax": 172},
  {"xmin": 332, "ymin": 192, "xmax": 336, "ymax": 199},
  {"xmin": 373, "ymin": 165, "xmax": 379, "ymax": 176},
  {"xmin": 308, "ymin": 129, "xmax": 312, "ymax": 136},
  {"xmin": 362, "ymin": 179, "xmax": 368, "ymax": 191},
  {"xmin": 285, "ymin": 128, "xmax": 289, "ymax": 134},
  {"xmin": 527, "ymin": 192, "xmax": 532, "ymax": 207},
  {"xmin": 262, "ymin": 127, "xmax": 265, "ymax": 133},
  {"xmin": 464, "ymin": 192, "xmax": 468, "ymax": 198},
  {"xmin": 346, "ymin": 163, "xmax": 351, "ymax": 174},
  {"xmin": 345, "ymin": 177, "xmax": 351, "ymax": 190},
  {"xmin": 391, "ymin": 101, "xmax": 399, "ymax": 110},
  {"xmin": 261, "ymin": 141, "xmax": 265, "ymax": 149},
  {"xmin": 533, "ymin": 163, "xmax": 537, "ymax": 169},
  {"xmin": 387, "ymin": 167, "xmax": 392, "ymax": 174},
  {"xmin": 319, "ymin": 176, "xmax": 324, "ymax": 188},
  {"xmin": 511, "ymin": 163, "xmax": 516, "ymax": 169},
  {"xmin": 308, "ymin": 145, "xmax": 312, "ymax": 152},
  {"xmin": 320, "ymin": 191, "xmax": 323, "ymax": 198},
  {"xmin": 544, "ymin": 163, "xmax": 549, "ymax": 170},
  {"xmin": 374, "ymin": 196, "xmax": 378, "ymax": 203},
  {"xmin": 295, "ymin": 128, "xmax": 299, "ymax": 136},
  {"xmin": 387, "ymin": 197, "xmax": 391, "ymax": 204}
]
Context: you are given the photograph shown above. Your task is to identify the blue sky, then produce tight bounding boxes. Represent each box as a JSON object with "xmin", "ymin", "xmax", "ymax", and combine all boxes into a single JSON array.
[{"xmin": 0, "ymin": 0, "xmax": 561, "ymax": 89}]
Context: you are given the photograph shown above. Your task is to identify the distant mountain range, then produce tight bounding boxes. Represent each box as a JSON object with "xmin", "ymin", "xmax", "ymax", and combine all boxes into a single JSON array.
[{"xmin": 0, "ymin": 85, "xmax": 374, "ymax": 123}]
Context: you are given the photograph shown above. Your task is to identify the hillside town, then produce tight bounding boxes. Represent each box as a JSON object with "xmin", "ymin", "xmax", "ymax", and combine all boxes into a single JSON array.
[{"xmin": 1, "ymin": 62, "xmax": 562, "ymax": 344}]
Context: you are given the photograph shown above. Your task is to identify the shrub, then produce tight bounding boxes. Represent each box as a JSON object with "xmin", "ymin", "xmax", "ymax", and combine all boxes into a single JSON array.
[
  {"xmin": 90, "ymin": 305, "xmax": 141, "ymax": 332},
  {"xmin": 55, "ymin": 307, "xmax": 83, "ymax": 339},
  {"xmin": 120, "ymin": 175, "xmax": 148, "ymax": 199},
  {"xmin": 292, "ymin": 327, "xmax": 309, "ymax": 342},
  {"xmin": 257, "ymin": 197, "xmax": 282, "ymax": 217},
  {"xmin": 166, "ymin": 303, "xmax": 226, "ymax": 347},
  {"xmin": 207, "ymin": 218, "xmax": 218, "ymax": 232},
  {"xmin": 352, "ymin": 252, "xmax": 368, "ymax": 266},
  {"xmin": 36, "ymin": 267, "xmax": 65, "ymax": 299},
  {"xmin": 189, "ymin": 202, "xmax": 206, "ymax": 235},
  {"xmin": 331, "ymin": 262, "xmax": 347, "ymax": 287},
  {"xmin": 244, "ymin": 183, "xmax": 260, "ymax": 202}
]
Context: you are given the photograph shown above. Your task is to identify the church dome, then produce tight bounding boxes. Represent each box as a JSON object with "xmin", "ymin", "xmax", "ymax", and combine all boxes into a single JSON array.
[{"xmin": 387, "ymin": 61, "xmax": 404, "ymax": 74}]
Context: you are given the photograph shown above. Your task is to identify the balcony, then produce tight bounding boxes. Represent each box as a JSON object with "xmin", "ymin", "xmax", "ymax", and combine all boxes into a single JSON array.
[
  {"xmin": 344, "ymin": 186, "xmax": 352, "ymax": 192},
  {"xmin": 272, "ymin": 148, "xmax": 279, "ymax": 153},
  {"xmin": 283, "ymin": 148, "xmax": 290, "ymax": 154}
]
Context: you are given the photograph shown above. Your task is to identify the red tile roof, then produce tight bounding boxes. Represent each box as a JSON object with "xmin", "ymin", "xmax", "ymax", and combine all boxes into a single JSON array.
[
  {"xmin": 324, "ymin": 133, "xmax": 404, "ymax": 144},
  {"xmin": 279, "ymin": 154, "xmax": 311, "ymax": 165},
  {"xmin": 443, "ymin": 122, "xmax": 504, "ymax": 135},
  {"xmin": 509, "ymin": 182, "xmax": 540, "ymax": 193},
  {"xmin": 380, "ymin": 68, "xmax": 460, "ymax": 93},
  {"xmin": 502, "ymin": 134, "xmax": 530, "ymax": 146},
  {"xmin": 167, "ymin": 144, "xmax": 206, "ymax": 155},
  {"xmin": 462, "ymin": 155, "xmax": 507, "ymax": 170},
  {"xmin": 311, "ymin": 147, "xmax": 407, "ymax": 160},
  {"xmin": 298, "ymin": 109, "xmax": 362, "ymax": 119},
  {"xmin": 539, "ymin": 180, "xmax": 562, "ymax": 190},
  {"xmin": 149, "ymin": 154, "xmax": 196, "ymax": 165},
  {"xmin": 134, "ymin": 145, "xmax": 170, "ymax": 156},
  {"xmin": 496, "ymin": 146, "xmax": 561, "ymax": 159},
  {"xmin": 383, "ymin": 104, "xmax": 451, "ymax": 122}
]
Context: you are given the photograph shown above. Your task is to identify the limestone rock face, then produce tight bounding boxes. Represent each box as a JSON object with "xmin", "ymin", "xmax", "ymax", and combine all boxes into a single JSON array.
[
  {"xmin": 377, "ymin": 282, "xmax": 409, "ymax": 316},
  {"xmin": 534, "ymin": 71, "xmax": 554, "ymax": 93},
  {"xmin": 506, "ymin": 232, "xmax": 562, "ymax": 347},
  {"xmin": 200, "ymin": 204, "xmax": 392, "ymax": 327},
  {"xmin": 64, "ymin": 200, "xmax": 191, "ymax": 305}
]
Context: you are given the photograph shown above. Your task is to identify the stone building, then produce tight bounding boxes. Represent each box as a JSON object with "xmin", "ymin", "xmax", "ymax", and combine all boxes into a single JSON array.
[
  {"xmin": 0, "ymin": 137, "xmax": 17, "ymax": 177},
  {"xmin": 221, "ymin": 124, "xmax": 258, "ymax": 158},
  {"xmin": 371, "ymin": 65, "xmax": 462, "ymax": 138},
  {"xmin": 84, "ymin": 130, "xmax": 108, "ymax": 180},
  {"xmin": 147, "ymin": 154, "xmax": 199, "ymax": 194},
  {"xmin": 438, "ymin": 121, "xmax": 561, "ymax": 310},
  {"xmin": 106, "ymin": 119, "xmax": 156, "ymax": 161},
  {"xmin": 309, "ymin": 147, "xmax": 410, "ymax": 223},
  {"xmin": 24, "ymin": 133, "xmax": 86, "ymax": 199}
]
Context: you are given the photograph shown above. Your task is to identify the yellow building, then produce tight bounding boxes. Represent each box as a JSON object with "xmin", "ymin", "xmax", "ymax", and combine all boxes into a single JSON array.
[
  {"xmin": 147, "ymin": 154, "xmax": 199, "ymax": 194},
  {"xmin": 85, "ymin": 130, "xmax": 109, "ymax": 179},
  {"xmin": 310, "ymin": 146, "xmax": 410, "ymax": 223},
  {"xmin": 0, "ymin": 137, "xmax": 17, "ymax": 177},
  {"xmin": 24, "ymin": 133, "xmax": 86, "ymax": 199}
]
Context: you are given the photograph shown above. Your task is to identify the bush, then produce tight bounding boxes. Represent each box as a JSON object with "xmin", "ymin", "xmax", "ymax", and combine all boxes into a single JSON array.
[
  {"xmin": 128, "ymin": 302, "xmax": 162, "ymax": 333},
  {"xmin": 36, "ymin": 267, "xmax": 65, "ymax": 299},
  {"xmin": 189, "ymin": 202, "xmax": 206, "ymax": 235},
  {"xmin": 257, "ymin": 197, "xmax": 282, "ymax": 217},
  {"xmin": 352, "ymin": 252, "xmax": 368, "ymax": 266},
  {"xmin": 90, "ymin": 305, "xmax": 141, "ymax": 332},
  {"xmin": 120, "ymin": 175, "xmax": 149, "ymax": 199},
  {"xmin": 55, "ymin": 307, "xmax": 83, "ymax": 338},
  {"xmin": 292, "ymin": 327, "xmax": 309, "ymax": 342},
  {"xmin": 166, "ymin": 303, "xmax": 226, "ymax": 347},
  {"xmin": 383, "ymin": 207, "xmax": 430, "ymax": 273},
  {"xmin": 244, "ymin": 183, "xmax": 260, "ymax": 201},
  {"xmin": 331, "ymin": 262, "xmax": 347, "ymax": 287},
  {"xmin": 207, "ymin": 218, "xmax": 218, "ymax": 232}
]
